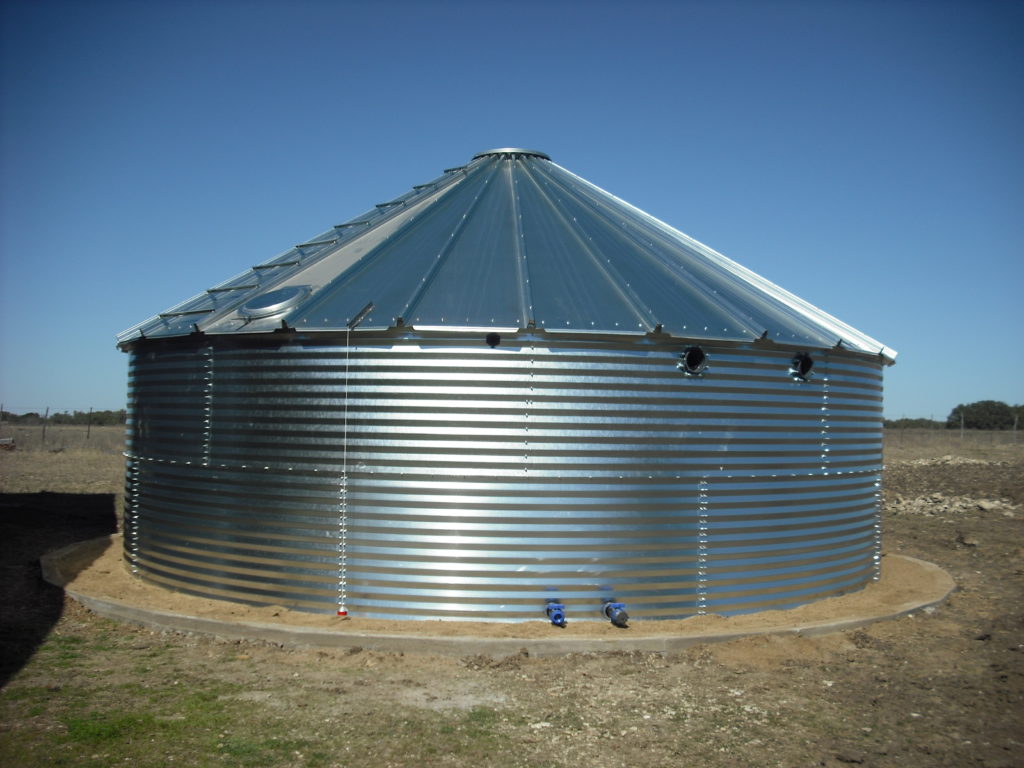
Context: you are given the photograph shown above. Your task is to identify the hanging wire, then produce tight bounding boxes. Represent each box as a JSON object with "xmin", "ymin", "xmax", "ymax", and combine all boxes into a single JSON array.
[{"xmin": 338, "ymin": 301, "xmax": 374, "ymax": 616}]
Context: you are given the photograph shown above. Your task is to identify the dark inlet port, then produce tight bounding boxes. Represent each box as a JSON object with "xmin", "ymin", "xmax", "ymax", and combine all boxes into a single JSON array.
[
  {"xmin": 790, "ymin": 352, "xmax": 814, "ymax": 380},
  {"xmin": 677, "ymin": 346, "xmax": 708, "ymax": 376}
]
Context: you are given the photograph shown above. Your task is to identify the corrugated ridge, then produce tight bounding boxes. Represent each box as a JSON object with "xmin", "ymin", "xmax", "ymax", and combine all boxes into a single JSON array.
[{"xmin": 124, "ymin": 335, "xmax": 882, "ymax": 620}]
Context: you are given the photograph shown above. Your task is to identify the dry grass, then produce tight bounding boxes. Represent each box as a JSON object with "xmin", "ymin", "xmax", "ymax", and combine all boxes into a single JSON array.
[
  {"xmin": 0, "ymin": 424, "xmax": 125, "ymax": 456},
  {"xmin": 883, "ymin": 427, "xmax": 1022, "ymax": 463},
  {"xmin": 0, "ymin": 426, "xmax": 124, "ymax": 498}
]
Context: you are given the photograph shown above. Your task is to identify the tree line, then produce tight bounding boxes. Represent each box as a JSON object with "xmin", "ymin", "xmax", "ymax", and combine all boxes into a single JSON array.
[
  {"xmin": 0, "ymin": 409, "xmax": 127, "ymax": 426},
  {"xmin": 885, "ymin": 400, "xmax": 1023, "ymax": 430},
  {"xmin": 944, "ymin": 400, "xmax": 1022, "ymax": 430}
]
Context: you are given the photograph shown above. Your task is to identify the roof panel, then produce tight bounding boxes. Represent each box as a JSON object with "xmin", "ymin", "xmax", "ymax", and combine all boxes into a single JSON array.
[
  {"xmin": 117, "ymin": 149, "xmax": 896, "ymax": 363},
  {"xmin": 514, "ymin": 160, "xmax": 649, "ymax": 332},
  {"xmin": 409, "ymin": 159, "xmax": 524, "ymax": 327}
]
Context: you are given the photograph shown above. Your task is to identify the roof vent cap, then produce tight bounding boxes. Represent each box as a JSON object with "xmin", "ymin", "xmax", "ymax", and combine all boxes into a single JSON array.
[
  {"xmin": 239, "ymin": 285, "xmax": 310, "ymax": 319},
  {"xmin": 473, "ymin": 148, "xmax": 551, "ymax": 161}
]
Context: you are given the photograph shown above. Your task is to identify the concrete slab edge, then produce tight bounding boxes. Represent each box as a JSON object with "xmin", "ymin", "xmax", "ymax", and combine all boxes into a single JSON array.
[{"xmin": 42, "ymin": 539, "xmax": 957, "ymax": 658}]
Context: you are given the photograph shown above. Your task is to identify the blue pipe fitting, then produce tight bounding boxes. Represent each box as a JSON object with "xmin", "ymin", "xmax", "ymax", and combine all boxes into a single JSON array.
[
  {"xmin": 603, "ymin": 601, "xmax": 629, "ymax": 628},
  {"xmin": 545, "ymin": 602, "xmax": 567, "ymax": 627}
]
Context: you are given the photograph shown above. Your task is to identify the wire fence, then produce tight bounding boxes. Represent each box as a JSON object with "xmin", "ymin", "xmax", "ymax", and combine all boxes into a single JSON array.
[
  {"xmin": 0, "ymin": 403, "xmax": 127, "ymax": 454},
  {"xmin": 0, "ymin": 423, "xmax": 125, "ymax": 454}
]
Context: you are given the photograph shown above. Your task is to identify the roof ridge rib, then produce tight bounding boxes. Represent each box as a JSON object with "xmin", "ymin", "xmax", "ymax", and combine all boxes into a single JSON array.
[
  {"xmin": 552, "ymin": 161, "xmax": 896, "ymax": 360},
  {"xmin": 399, "ymin": 156, "xmax": 501, "ymax": 323},
  {"xmin": 520, "ymin": 161, "xmax": 658, "ymax": 332},
  {"xmin": 287, "ymin": 181, "xmax": 464, "ymax": 327},
  {"xmin": 507, "ymin": 157, "xmax": 534, "ymax": 328},
  {"xmin": 543, "ymin": 163, "xmax": 763, "ymax": 338}
]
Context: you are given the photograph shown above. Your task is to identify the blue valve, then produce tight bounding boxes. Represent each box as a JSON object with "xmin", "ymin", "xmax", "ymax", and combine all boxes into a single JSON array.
[
  {"xmin": 603, "ymin": 601, "xmax": 629, "ymax": 628},
  {"xmin": 545, "ymin": 601, "xmax": 567, "ymax": 627}
]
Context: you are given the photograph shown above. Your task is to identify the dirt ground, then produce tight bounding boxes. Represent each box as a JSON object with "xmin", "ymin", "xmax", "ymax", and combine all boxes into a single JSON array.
[{"xmin": 0, "ymin": 426, "xmax": 1022, "ymax": 767}]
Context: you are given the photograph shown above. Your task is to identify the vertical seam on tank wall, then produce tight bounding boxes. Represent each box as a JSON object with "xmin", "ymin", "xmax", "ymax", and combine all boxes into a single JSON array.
[
  {"xmin": 821, "ymin": 362, "xmax": 830, "ymax": 477},
  {"xmin": 338, "ymin": 328, "xmax": 353, "ymax": 614},
  {"xmin": 338, "ymin": 469, "xmax": 347, "ymax": 613},
  {"xmin": 125, "ymin": 457, "xmax": 140, "ymax": 575},
  {"xmin": 201, "ymin": 343, "xmax": 213, "ymax": 466},
  {"xmin": 871, "ymin": 357, "xmax": 883, "ymax": 583},
  {"xmin": 697, "ymin": 474, "xmax": 710, "ymax": 615},
  {"xmin": 525, "ymin": 342, "xmax": 533, "ymax": 475},
  {"xmin": 872, "ymin": 471, "xmax": 883, "ymax": 581}
]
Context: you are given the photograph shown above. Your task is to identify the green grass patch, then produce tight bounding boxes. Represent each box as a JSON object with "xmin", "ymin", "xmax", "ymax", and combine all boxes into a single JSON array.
[
  {"xmin": 62, "ymin": 710, "xmax": 156, "ymax": 744},
  {"xmin": 0, "ymin": 684, "xmax": 54, "ymax": 702},
  {"xmin": 219, "ymin": 735, "xmax": 317, "ymax": 766},
  {"xmin": 465, "ymin": 705, "xmax": 499, "ymax": 727}
]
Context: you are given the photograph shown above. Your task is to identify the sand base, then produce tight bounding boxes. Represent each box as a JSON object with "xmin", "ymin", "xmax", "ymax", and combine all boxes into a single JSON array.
[{"xmin": 41, "ymin": 535, "xmax": 956, "ymax": 657}]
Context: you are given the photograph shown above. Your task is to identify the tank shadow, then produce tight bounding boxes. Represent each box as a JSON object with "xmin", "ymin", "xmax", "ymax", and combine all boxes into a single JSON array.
[{"xmin": 0, "ymin": 492, "xmax": 118, "ymax": 687}]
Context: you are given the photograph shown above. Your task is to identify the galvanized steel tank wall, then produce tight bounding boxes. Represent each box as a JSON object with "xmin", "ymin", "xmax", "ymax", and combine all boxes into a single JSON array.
[{"xmin": 123, "ymin": 332, "xmax": 884, "ymax": 620}]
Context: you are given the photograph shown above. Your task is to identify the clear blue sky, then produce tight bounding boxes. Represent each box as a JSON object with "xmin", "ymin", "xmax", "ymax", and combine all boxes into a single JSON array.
[{"xmin": 1, "ymin": 0, "xmax": 1021, "ymax": 420}]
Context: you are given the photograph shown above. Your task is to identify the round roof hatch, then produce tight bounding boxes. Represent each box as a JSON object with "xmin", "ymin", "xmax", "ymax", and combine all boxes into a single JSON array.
[
  {"xmin": 473, "ymin": 148, "xmax": 551, "ymax": 160},
  {"xmin": 239, "ymin": 285, "xmax": 309, "ymax": 319}
]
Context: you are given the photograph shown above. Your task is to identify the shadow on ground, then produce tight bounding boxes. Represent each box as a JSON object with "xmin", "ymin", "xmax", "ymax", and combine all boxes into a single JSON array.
[{"xmin": 0, "ymin": 492, "xmax": 118, "ymax": 686}]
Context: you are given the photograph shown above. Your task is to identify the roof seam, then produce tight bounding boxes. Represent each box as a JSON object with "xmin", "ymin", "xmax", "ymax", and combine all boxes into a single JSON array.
[
  {"xmin": 507, "ymin": 158, "xmax": 534, "ymax": 328},
  {"xmin": 519, "ymin": 161, "xmax": 657, "ymax": 331},
  {"xmin": 551, "ymin": 161, "xmax": 896, "ymax": 362},
  {"xmin": 284, "ymin": 180, "xmax": 464, "ymax": 327},
  {"xmin": 545, "ymin": 163, "xmax": 763, "ymax": 339},
  {"xmin": 399, "ymin": 158, "xmax": 499, "ymax": 322}
]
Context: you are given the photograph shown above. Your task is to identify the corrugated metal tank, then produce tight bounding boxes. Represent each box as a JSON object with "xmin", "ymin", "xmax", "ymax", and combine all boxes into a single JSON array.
[{"xmin": 119, "ymin": 149, "xmax": 892, "ymax": 621}]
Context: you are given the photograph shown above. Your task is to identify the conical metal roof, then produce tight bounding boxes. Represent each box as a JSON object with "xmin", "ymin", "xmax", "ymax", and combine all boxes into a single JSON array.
[{"xmin": 117, "ymin": 148, "xmax": 896, "ymax": 362}]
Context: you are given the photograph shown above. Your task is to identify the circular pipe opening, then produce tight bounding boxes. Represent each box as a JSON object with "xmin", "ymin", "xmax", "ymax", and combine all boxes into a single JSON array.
[
  {"xmin": 485, "ymin": 333, "xmax": 501, "ymax": 348},
  {"xmin": 677, "ymin": 346, "xmax": 708, "ymax": 376},
  {"xmin": 790, "ymin": 352, "xmax": 814, "ymax": 380}
]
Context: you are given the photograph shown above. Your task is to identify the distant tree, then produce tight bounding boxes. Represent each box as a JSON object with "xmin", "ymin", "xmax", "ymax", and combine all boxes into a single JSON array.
[
  {"xmin": 50, "ymin": 411, "xmax": 74, "ymax": 425},
  {"xmin": 91, "ymin": 409, "xmax": 127, "ymax": 426},
  {"xmin": 946, "ymin": 400, "xmax": 1015, "ymax": 430},
  {"xmin": 1, "ymin": 411, "xmax": 42, "ymax": 424},
  {"xmin": 884, "ymin": 418, "xmax": 943, "ymax": 429},
  {"xmin": 0, "ymin": 409, "xmax": 126, "ymax": 426}
]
